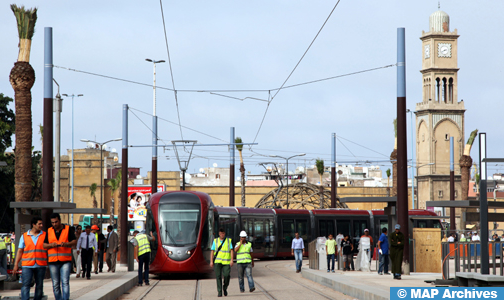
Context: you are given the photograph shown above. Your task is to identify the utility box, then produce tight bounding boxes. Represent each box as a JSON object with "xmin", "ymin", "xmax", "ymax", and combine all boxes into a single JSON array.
[{"xmin": 413, "ymin": 228, "xmax": 442, "ymax": 273}]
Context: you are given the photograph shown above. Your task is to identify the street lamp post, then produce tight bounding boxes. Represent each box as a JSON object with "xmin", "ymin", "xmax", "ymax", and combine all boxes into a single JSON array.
[
  {"xmin": 270, "ymin": 153, "xmax": 306, "ymax": 208},
  {"xmin": 145, "ymin": 59, "xmax": 165, "ymax": 196},
  {"xmin": 416, "ymin": 162, "xmax": 435, "ymax": 209},
  {"xmin": 80, "ymin": 138, "xmax": 121, "ymax": 225},
  {"xmin": 62, "ymin": 93, "xmax": 83, "ymax": 226}
]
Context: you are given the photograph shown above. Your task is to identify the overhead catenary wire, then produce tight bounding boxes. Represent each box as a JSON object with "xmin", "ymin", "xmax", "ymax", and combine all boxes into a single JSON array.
[{"xmin": 159, "ymin": 0, "xmax": 184, "ymax": 141}]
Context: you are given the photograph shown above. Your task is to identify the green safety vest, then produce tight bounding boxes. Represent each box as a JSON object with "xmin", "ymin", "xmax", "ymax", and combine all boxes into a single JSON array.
[
  {"xmin": 0, "ymin": 239, "xmax": 5, "ymax": 251},
  {"xmin": 214, "ymin": 238, "xmax": 232, "ymax": 265},
  {"xmin": 460, "ymin": 237, "xmax": 467, "ymax": 242},
  {"xmin": 135, "ymin": 234, "xmax": 151, "ymax": 256},
  {"xmin": 93, "ymin": 233, "xmax": 98, "ymax": 250},
  {"xmin": 236, "ymin": 242, "xmax": 252, "ymax": 263}
]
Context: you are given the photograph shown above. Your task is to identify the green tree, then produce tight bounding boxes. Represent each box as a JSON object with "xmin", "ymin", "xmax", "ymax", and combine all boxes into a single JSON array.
[
  {"xmin": 386, "ymin": 168, "xmax": 391, "ymax": 197},
  {"xmin": 10, "ymin": 5, "xmax": 38, "ymax": 205},
  {"xmin": 235, "ymin": 137, "xmax": 246, "ymax": 207},
  {"xmin": 107, "ymin": 176, "xmax": 120, "ymax": 226}
]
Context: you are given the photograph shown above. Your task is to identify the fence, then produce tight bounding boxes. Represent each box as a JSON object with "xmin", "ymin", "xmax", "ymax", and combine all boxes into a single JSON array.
[
  {"xmin": 308, "ymin": 239, "xmax": 318, "ymax": 269},
  {"xmin": 441, "ymin": 241, "xmax": 504, "ymax": 280}
]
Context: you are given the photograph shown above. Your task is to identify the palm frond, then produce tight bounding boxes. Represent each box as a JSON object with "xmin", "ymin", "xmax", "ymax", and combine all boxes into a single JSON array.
[
  {"xmin": 393, "ymin": 119, "xmax": 397, "ymax": 138},
  {"xmin": 466, "ymin": 129, "xmax": 478, "ymax": 146},
  {"xmin": 234, "ymin": 137, "xmax": 243, "ymax": 152},
  {"xmin": 89, "ymin": 183, "xmax": 97, "ymax": 197},
  {"xmin": 11, "ymin": 4, "xmax": 38, "ymax": 40},
  {"xmin": 386, "ymin": 168, "xmax": 391, "ymax": 178}
]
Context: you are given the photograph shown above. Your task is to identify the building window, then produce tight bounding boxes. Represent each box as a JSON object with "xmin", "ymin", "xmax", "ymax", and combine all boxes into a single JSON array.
[
  {"xmin": 445, "ymin": 134, "xmax": 450, "ymax": 141},
  {"xmin": 454, "ymin": 190, "xmax": 458, "ymax": 198},
  {"xmin": 438, "ymin": 190, "xmax": 443, "ymax": 198},
  {"xmin": 215, "ymin": 174, "xmax": 220, "ymax": 179},
  {"xmin": 422, "ymin": 134, "xmax": 425, "ymax": 142}
]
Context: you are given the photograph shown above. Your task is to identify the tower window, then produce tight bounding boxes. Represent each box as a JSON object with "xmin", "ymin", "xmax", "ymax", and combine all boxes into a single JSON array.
[
  {"xmin": 445, "ymin": 134, "xmax": 450, "ymax": 141},
  {"xmin": 438, "ymin": 190, "xmax": 443, "ymax": 198}
]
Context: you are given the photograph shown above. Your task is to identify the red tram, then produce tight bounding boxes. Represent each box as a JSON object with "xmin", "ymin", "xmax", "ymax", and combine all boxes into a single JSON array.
[{"xmin": 146, "ymin": 191, "xmax": 442, "ymax": 274}]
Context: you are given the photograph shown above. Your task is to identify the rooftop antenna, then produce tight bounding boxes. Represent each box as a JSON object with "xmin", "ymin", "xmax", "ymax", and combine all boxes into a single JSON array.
[
  {"xmin": 171, "ymin": 140, "xmax": 197, "ymax": 190},
  {"xmin": 438, "ymin": 1, "xmax": 440, "ymax": 9}
]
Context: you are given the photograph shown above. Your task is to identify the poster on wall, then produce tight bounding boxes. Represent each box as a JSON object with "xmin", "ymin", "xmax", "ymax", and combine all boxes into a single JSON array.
[{"xmin": 127, "ymin": 185, "xmax": 165, "ymax": 221}]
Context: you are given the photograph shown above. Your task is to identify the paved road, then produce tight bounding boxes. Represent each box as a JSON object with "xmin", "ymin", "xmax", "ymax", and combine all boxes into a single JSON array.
[{"xmin": 119, "ymin": 260, "xmax": 357, "ymax": 300}]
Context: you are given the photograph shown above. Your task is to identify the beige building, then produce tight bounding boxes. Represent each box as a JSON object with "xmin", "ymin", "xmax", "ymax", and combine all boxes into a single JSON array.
[{"xmin": 415, "ymin": 9, "xmax": 465, "ymax": 220}]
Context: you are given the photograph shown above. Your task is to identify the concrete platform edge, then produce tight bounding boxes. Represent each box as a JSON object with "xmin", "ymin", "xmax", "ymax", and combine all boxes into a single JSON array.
[
  {"xmin": 302, "ymin": 269, "xmax": 389, "ymax": 300},
  {"xmin": 74, "ymin": 272, "xmax": 138, "ymax": 300}
]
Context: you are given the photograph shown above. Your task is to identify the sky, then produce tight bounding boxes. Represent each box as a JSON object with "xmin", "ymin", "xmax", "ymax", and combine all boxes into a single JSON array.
[{"xmin": 1, "ymin": 1, "xmax": 503, "ymax": 180}]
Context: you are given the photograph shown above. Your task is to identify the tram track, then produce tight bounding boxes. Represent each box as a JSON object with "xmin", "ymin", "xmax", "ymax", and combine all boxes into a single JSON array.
[
  {"xmin": 137, "ymin": 280, "xmax": 160, "ymax": 300},
  {"xmin": 262, "ymin": 261, "xmax": 335, "ymax": 300},
  {"xmin": 194, "ymin": 279, "xmax": 201, "ymax": 300}
]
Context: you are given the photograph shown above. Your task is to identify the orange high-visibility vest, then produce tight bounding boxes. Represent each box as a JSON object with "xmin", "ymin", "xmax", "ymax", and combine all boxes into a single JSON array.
[
  {"xmin": 21, "ymin": 232, "xmax": 48, "ymax": 267},
  {"xmin": 47, "ymin": 226, "xmax": 72, "ymax": 262}
]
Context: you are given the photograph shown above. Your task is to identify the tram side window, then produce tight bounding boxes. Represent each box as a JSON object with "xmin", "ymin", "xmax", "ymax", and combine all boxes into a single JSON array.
[
  {"xmin": 146, "ymin": 207, "xmax": 157, "ymax": 264},
  {"xmin": 336, "ymin": 220, "xmax": 351, "ymax": 237},
  {"xmin": 432, "ymin": 221, "xmax": 442, "ymax": 228},
  {"xmin": 319, "ymin": 220, "xmax": 334, "ymax": 238},
  {"xmin": 282, "ymin": 219, "xmax": 294, "ymax": 244},
  {"xmin": 417, "ymin": 220, "xmax": 428, "ymax": 228},
  {"xmin": 220, "ymin": 217, "xmax": 237, "ymax": 241},
  {"xmin": 254, "ymin": 219, "xmax": 264, "ymax": 244},
  {"xmin": 296, "ymin": 219, "xmax": 308, "ymax": 241},
  {"xmin": 379, "ymin": 220, "xmax": 388, "ymax": 233},
  {"xmin": 353, "ymin": 220, "xmax": 367, "ymax": 238}
]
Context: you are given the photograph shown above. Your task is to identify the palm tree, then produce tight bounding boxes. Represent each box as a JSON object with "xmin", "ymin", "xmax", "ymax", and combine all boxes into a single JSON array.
[
  {"xmin": 460, "ymin": 129, "xmax": 478, "ymax": 201},
  {"xmin": 89, "ymin": 183, "xmax": 98, "ymax": 225},
  {"xmin": 107, "ymin": 178, "xmax": 120, "ymax": 226},
  {"xmin": 9, "ymin": 5, "xmax": 37, "ymax": 205},
  {"xmin": 390, "ymin": 119, "xmax": 398, "ymax": 196},
  {"xmin": 386, "ymin": 168, "xmax": 391, "ymax": 197},
  {"xmin": 316, "ymin": 159, "xmax": 325, "ymax": 208},
  {"xmin": 235, "ymin": 137, "xmax": 246, "ymax": 206}
]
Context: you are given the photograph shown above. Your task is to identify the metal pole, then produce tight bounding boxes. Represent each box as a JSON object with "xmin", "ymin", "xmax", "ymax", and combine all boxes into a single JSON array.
[
  {"xmin": 416, "ymin": 167, "xmax": 419, "ymax": 210},
  {"xmin": 152, "ymin": 62, "xmax": 158, "ymax": 195},
  {"xmin": 286, "ymin": 158, "xmax": 289, "ymax": 209},
  {"xmin": 408, "ymin": 110, "xmax": 415, "ymax": 209},
  {"xmin": 54, "ymin": 90, "xmax": 62, "ymax": 202},
  {"xmin": 396, "ymin": 27, "xmax": 410, "ymax": 273},
  {"xmin": 450, "ymin": 137, "xmax": 455, "ymax": 233},
  {"xmin": 331, "ymin": 133, "xmax": 336, "ymax": 208},
  {"xmin": 42, "ymin": 27, "xmax": 54, "ymax": 230},
  {"xmin": 479, "ymin": 132, "xmax": 489, "ymax": 274},
  {"xmin": 229, "ymin": 127, "xmax": 235, "ymax": 206},
  {"xmin": 120, "ymin": 104, "xmax": 129, "ymax": 265},
  {"xmin": 100, "ymin": 144, "xmax": 103, "ymax": 226},
  {"xmin": 71, "ymin": 95, "xmax": 74, "ymax": 224}
]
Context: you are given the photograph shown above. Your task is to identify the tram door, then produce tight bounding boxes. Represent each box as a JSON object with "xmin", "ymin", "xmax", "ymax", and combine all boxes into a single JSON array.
[{"xmin": 243, "ymin": 217, "xmax": 267, "ymax": 258}]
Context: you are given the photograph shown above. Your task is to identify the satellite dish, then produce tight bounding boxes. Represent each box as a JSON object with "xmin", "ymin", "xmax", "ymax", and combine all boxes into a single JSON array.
[
  {"xmin": 236, "ymin": 176, "xmax": 240, "ymax": 181},
  {"xmin": 111, "ymin": 148, "xmax": 117, "ymax": 153},
  {"xmin": 102, "ymin": 144, "xmax": 108, "ymax": 150},
  {"xmin": 86, "ymin": 142, "xmax": 95, "ymax": 148},
  {"xmin": 199, "ymin": 168, "xmax": 205, "ymax": 173},
  {"xmin": 298, "ymin": 166, "xmax": 305, "ymax": 173},
  {"xmin": 213, "ymin": 163, "xmax": 218, "ymax": 168},
  {"xmin": 136, "ymin": 175, "xmax": 142, "ymax": 179}
]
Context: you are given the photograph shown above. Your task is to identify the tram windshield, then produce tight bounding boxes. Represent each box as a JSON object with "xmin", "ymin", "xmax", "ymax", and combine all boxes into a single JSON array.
[{"xmin": 158, "ymin": 203, "xmax": 200, "ymax": 246}]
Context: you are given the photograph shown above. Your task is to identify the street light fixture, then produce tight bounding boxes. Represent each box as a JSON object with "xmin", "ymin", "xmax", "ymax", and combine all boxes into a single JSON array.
[
  {"xmin": 62, "ymin": 93, "xmax": 84, "ymax": 226},
  {"xmin": 415, "ymin": 162, "xmax": 435, "ymax": 209},
  {"xmin": 269, "ymin": 153, "xmax": 306, "ymax": 208},
  {"xmin": 80, "ymin": 138, "xmax": 122, "ymax": 225}
]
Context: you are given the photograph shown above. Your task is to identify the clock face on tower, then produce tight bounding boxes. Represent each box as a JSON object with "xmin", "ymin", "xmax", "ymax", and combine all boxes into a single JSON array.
[
  {"xmin": 424, "ymin": 44, "xmax": 430, "ymax": 59},
  {"xmin": 438, "ymin": 43, "xmax": 452, "ymax": 58}
]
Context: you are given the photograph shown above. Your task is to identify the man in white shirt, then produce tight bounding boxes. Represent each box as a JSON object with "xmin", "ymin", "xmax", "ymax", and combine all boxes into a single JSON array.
[
  {"xmin": 76, "ymin": 226, "xmax": 98, "ymax": 280},
  {"xmin": 471, "ymin": 232, "xmax": 480, "ymax": 242},
  {"xmin": 447, "ymin": 234, "xmax": 455, "ymax": 242}
]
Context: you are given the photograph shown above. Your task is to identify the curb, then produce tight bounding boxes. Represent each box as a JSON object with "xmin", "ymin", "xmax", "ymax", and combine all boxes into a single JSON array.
[{"xmin": 74, "ymin": 272, "xmax": 138, "ymax": 300}]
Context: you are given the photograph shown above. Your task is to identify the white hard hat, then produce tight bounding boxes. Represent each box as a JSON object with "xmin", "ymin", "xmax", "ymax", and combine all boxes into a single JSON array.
[{"xmin": 239, "ymin": 231, "xmax": 247, "ymax": 237}]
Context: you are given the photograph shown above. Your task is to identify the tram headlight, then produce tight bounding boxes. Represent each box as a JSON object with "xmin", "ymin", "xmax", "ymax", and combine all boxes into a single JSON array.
[
  {"xmin": 168, "ymin": 250, "xmax": 173, "ymax": 256},
  {"xmin": 186, "ymin": 250, "xmax": 192, "ymax": 255}
]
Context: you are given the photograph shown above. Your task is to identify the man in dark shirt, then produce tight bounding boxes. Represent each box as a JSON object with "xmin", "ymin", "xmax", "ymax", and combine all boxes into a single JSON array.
[
  {"xmin": 43, "ymin": 213, "xmax": 77, "ymax": 300},
  {"xmin": 340, "ymin": 235, "xmax": 354, "ymax": 271}
]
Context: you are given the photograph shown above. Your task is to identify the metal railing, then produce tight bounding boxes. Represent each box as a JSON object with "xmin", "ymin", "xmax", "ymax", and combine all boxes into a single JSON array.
[{"xmin": 441, "ymin": 241, "xmax": 504, "ymax": 280}]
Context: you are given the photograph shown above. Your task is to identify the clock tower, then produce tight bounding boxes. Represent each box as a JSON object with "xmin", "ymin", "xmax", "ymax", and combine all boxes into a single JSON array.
[{"xmin": 415, "ymin": 9, "xmax": 465, "ymax": 215}]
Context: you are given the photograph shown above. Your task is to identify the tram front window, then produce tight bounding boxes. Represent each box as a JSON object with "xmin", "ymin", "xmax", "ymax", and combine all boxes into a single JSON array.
[{"xmin": 159, "ymin": 203, "xmax": 200, "ymax": 246}]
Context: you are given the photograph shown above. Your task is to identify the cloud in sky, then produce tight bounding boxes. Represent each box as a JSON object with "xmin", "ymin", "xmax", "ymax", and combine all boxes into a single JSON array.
[{"xmin": 1, "ymin": 1, "xmax": 503, "ymax": 177}]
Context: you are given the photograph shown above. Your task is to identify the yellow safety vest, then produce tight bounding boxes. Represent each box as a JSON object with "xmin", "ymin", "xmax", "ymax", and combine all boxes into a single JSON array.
[
  {"xmin": 236, "ymin": 242, "xmax": 252, "ymax": 263},
  {"xmin": 214, "ymin": 238, "xmax": 232, "ymax": 265},
  {"xmin": 93, "ymin": 233, "xmax": 98, "ymax": 250},
  {"xmin": 135, "ymin": 234, "xmax": 151, "ymax": 256},
  {"xmin": 0, "ymin": 239, "xmax": 6, "ymax": 250}
]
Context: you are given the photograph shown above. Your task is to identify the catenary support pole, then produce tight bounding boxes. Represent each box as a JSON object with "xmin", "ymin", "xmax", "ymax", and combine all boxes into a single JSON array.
[
  {"xmin": 479, "ymin": 133, "xmax": 489, "ymax": 274},
  {"xmin": 152, "ymin": 62, "xmax": 158, "ymax": 195},
  {"xmin": 396, "ymin": 27, "xmax": 410, "ymax": 274},
  {"xmin": 331, "ymin": 133, "xmax": 336, "ymax": 208},
  {"xmin": 229, "ymin": 127, "xmax": 235, "ymax": 206},
  {"xmin": 450, "ymin": 137, "xmax": 455, "ymax": 233},
  {"xmin": 120, "ymin": 104, "xmax": 129, "ymax": 265},
  {"xmin": 54, "ymin": 91, "xmax": 61, "ymax": 202},
  {"xmin": 42, "ymin": 27, "xmax": 54, "ymax": 230}
]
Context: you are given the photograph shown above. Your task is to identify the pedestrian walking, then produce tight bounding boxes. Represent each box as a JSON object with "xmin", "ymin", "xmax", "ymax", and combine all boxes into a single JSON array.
[
  {"xmin": 76, "ymin": 225, "xmax": 98, "ymax": 280},
  {"xmin": 72, "ymin": 225, "xmax": 82, "ymax": 278},
  {"xmin": 389, "ymin": 224, "xmax": 404, "ymax": 280},
  {"xmin": 291, "ymin": 232, "xmax": 304, "ymax": 273},
  {"xmin": 361, "ymin": 229, "xmax": 373, "ymax": 263},
  {"xmin": 0, "ymin": 234, "xmax": 7, "ymax": 276},
  {"xmin": 132, "ymin": 230, "xmax": 155, "ymax": 286},
  {"xmin": 341, "ymin": 235, "xmax": 353, "ymax": 271},
  {"xmin": 377, "ymin": 227, "xmax": 390, "ymax": 275},
  {"xmin": 12, "ymin": 217, "xmax": 47, "ymax": 300},
  {"xmin": 325, "ymin": 234, "xmax": 337, "ymax": 272},
  {"xmin": 105, "ymin": 225, "xmax": 118, "ymax": 272},
  {"xmin": 210, "ymin": 228, "xmax": 234, "ymax": 297},
  {"xmin": 44, "ymin": 213, "xmax": 77, "ymax": 300},
  {"xmin": 234, "ymin": 231, "xmax": 255, "ymax": 293}
]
